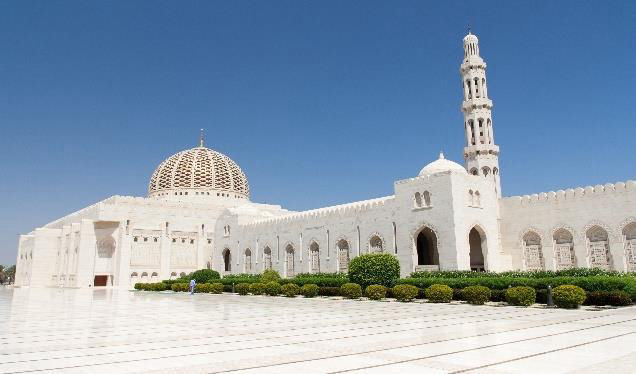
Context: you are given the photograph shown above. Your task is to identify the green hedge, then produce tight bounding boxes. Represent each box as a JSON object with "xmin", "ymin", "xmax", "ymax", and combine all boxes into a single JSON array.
[
  {"xmin": 583, "ymin": 291, "xmax": 632, "ymax": 306},
  {"xmin": 396, "ymin": 276, "xmax": 636, "ymax": 298},
  {"xmin": 462, "ymin": 285, "xmax": 491, "ymax": 305},
  {"xmin": 409, "ymin": 268, "xmax": 636, "ymax": 279}
]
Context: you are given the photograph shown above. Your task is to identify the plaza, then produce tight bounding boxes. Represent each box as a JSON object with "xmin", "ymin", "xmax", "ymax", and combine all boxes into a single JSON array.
[{"xmin": 1, "ymin": 288, "xmax": 635, "ymax": 373}]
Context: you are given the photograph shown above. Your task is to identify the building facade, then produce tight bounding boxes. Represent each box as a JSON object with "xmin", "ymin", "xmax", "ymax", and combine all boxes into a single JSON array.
[{"xmin": 15, "ymin": 32, "xmax": 636, "ymax": 288}]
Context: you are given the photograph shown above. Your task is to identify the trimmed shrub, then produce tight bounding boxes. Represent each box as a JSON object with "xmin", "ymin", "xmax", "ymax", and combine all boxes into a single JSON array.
[
  {"xmin": 348, "ymin": 253, "xmax": 400, "ymax": 288},
  {"xmin": 365, "ymin": 285, "xmax": 387, "ymax": 300},
  {"xmin": 462, "ymin": 286, "xmax": 491, "ymax": 305},
  {"xmin": 553, "ymin": 285, "xmax": 586, "ymax": 309},
  {"xmin": 209, "ymin": 283, "xmax": 223, "ymax": 294},
  {"xmin": 189, "ymin": 269, "xmax": 221, "ymax": 283},
  {"xmin": 318, "ymin": 286, "xmax": 341, "ymax": 297},
  {"xmin": 134, "ymin": 283, "xmax": 143, "ymax": 290},
  {"xmin": 281, "ymin": 283, "xmax": 300, "ymax": 297},
  {"xmin": 340, "ymin": 283, "xmax": 363, "ymax": 299},
  {"xmin": 490, "ymin": 289, "xmax": 507, "ymax": 302},
  {"xmin": 392, "ymin": 284, "xmax": 419, "ymax": 302},
  {"xmin": 584, "ymin": 291, "xmax": 632, "ymax": 306},
  {"xmin": 505, "ymin": 286, "xmax": 536, "ymax": 306},
  {"xmin": 301, "ymin": 283, "xmax": 320, "ymax": 298},
  {"xmin": 261, "ymin": 269, "xmax": 281, "ymax": 283},
  {"xmin": 425, "ymin": 284, "xmax": 453, "ymax": 303},
  {"xmin": 171, "ymin": 283, "xmax": 189, "ymax": 292},
  {"xmin": 235, "ymin": 283, "xmax": 250, "ymax": 295},
  {"xmin": 264, "ymin": 281, "xmax": 281, "ymax": 296},
  {"xmin": 194, "ymin": 283, "xmax": 210, "ymax": 293},
  {"xmin": 249, "ymin": 282, "xmax": 266, "ymax": 295}
]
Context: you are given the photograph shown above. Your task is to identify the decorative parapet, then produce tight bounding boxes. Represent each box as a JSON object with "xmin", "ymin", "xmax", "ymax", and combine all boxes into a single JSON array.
[
  {"xmin": 502, "ymin": 180, "xmax": 636, "ymax": 206},
  {"xmin": 243, "ymin": 195, "xmax": 395, "ymax": 228}
]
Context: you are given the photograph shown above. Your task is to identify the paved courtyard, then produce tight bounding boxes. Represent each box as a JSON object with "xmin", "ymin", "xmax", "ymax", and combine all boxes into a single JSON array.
[{"xmin": 0, "ymin": 288, "xmax": 635, "ymax": 373}]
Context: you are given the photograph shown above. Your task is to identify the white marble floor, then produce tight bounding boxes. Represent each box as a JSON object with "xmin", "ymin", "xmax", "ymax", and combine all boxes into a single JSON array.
[{"xmin": 0, "ymin": 288, "xmax": 635, "ymax": 373}]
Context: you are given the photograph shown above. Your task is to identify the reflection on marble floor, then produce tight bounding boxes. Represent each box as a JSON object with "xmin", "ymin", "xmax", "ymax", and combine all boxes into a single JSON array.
[{"xmin": 0, "ymin": 288, "xmax": 635, "ymax": 373}]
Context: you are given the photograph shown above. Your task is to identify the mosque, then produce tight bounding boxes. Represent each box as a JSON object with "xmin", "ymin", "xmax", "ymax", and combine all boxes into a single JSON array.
[{"xmin": 14, "ymin": 32, "xmax": 636, "ymax": 288}]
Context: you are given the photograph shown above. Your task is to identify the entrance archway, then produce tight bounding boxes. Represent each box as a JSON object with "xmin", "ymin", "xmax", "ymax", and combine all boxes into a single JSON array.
[
  {"xmin": 222, "ymin": 249, "xmax": 231, "ymax": 272},
  {"xmin": 416, "ymin": 227, "xmax": 439, "ymax": 266},
  {"xmin": 469, "ymin": 227, "xmax": 486, "ymax": 271}
]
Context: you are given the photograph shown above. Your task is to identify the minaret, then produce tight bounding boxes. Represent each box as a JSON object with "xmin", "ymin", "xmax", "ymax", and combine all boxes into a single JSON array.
[{"xmin": 460, "ymin": 31, "xmax": 501, "ymax": 197}]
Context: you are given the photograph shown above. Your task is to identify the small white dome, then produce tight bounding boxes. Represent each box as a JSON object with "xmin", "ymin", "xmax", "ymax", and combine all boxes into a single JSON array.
[{"xmin": 419, "ymin": 153, "xmax": 468, "ymax": 176}]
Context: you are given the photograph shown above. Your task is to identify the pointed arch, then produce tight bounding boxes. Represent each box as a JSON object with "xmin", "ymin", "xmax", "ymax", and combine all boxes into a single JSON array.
[
  {"xmin": 368, "ymin": 233, "xmax": 385, "ymax": 253},
  {"xmin": 621, "ymin": 218, "xmax": 636, "ymax": 271},
  {"xmin": 552, "ymin": 227, "xmax": 575, "ymax": 270},
  {"xmin": 263, "ymin": 246, "xmax": 272, "ymax": 270},
  {"xmin": 309, "ymin": 240, "xmax": 320, "ymax": 273},
  {"xmin": 413, "ymin": 224, "xmax": 439, "ymax": 268},
  {"xmin": 469, "ymin": 225, "xmax": 487, "ymax": 271},
  {"xmin": 585, "ymin": 224, "xmax": 611, "ymax": 270},
  {"xmin": 244, "ymin": 248, "xmax": 252, "ymax": 273},
  {"xmin": 336, "ymin": 238, "xmax": 350, "ymax": 273},
  {"xmin": 522, "ymin": 230, "xmax": 544, "ymax": 271},
  {"xmin": 222, "ymin": 248, "xmax": 231, "ymax": 272},
  {"xmin": 284, "ymin": 243, "xmax": 295, "ymax": 277}
]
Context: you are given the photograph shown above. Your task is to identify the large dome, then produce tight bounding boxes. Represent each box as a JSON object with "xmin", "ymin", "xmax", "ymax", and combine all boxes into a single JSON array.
[{"xmin": 148, "ymin": 144, "xmax": 249, "ymax": 200}]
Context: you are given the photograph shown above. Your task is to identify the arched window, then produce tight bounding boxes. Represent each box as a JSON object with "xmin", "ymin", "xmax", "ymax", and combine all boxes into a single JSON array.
[
  {"xmin": 474, "ymin": 191, "xmax": 481, "ymax": 207},
  {"xmin": 336, "ymin": 239, "xmax": 349, "ymax": 273},
  {"xmin": 244, "ymin": 249, "xmax": 252, "ymax": 273},
  {"xmin": 469, "ymin": 190, "xmax": 474, "ymax": 206},
  {"xmin": 478, "ymin": 118, "xmax": 484, "ymax": 144},
  {"xmin": 482, "ymin": 167, "xmax": 490, "ymax": 177},
  {"xmin": 493, "ymin": 167, "xmax": 499, "ymax": 176},
  {"xmin": 466, "ymin": 80, "xmax": 472, "ymax": 99},
  {"xmin": 141, "ymin": 272, "xmax": 148, "ymax": 280},
  {"xmin": 523, "ymin": 231, "xmax": 544, "ymax": 271},
  {"xmin": 474, "ymin": 77, "xmax": 480, "ymax": 97},
  {"xmin": 623, "ymin": 223, "xmax": 636, "ymax": 271},
  {"xmin": 423, "ymin": 191, "xmax": 431, "ymax": 207},
  {"xmin": 263, "ymin": 247, "xmax": 272, "ymax": 270},
  {"xmin": 482, "ymin": 78, "xmax": 487, "ymax": 98},
  {"xmin": 285, "ymin": 245, "xmax": 295, "ymax": 277},
  {"xmin": 310, "ymin": 241, "xmax": 320, "ymax": 273},
  {"xmin": 470, "ymin": 168, "xmax": 478, "ymax": 176},
  {"xmin": 151, "ymin": 272, "xmax": 158, "ymax": 282},
  {"xmin": 170, "ymin": 271, "xmax": 177, "ymax": 280},
  {"xmin": 586, "ymin": 226, "xmax": 611, "ymax": 269},
  {"xmin": 553, "ymin": 228, "xmax": 575, "ymax": 270},
  {"xmin": 179, "ymin": 272, "xmax": 186, "ymax": 278},
  {"xmin": 369, "ymin": 235, "xmax": 383, "ymax": 253},
  {"xmin": 414, "ymin": 192, "xmax": 422, "ymax": 208}
]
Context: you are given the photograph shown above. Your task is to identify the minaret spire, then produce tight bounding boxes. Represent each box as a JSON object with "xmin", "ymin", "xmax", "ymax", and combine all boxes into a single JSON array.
[
  {"xmin": 460, "ymin": 31, "xmax": 501, "ymax": 197},
  {"xmin": 199, "ymin": 128, "xmax": 205, "ymax": 147}
]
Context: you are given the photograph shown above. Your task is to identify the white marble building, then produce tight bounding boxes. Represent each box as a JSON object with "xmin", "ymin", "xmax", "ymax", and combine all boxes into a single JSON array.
[{"xmin": 15, "ymin": 32, "xmax": 636, "ymax": 288}]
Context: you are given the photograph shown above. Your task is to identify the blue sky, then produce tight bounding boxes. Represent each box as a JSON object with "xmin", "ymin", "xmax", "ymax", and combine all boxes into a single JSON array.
[{"xmin": 1, "ymin": 1, "xmax": 635, "ymax": 264}]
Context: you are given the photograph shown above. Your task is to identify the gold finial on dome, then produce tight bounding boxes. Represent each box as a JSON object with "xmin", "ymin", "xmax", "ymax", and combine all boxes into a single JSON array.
[{"xmin": 199, "ymin": 128, "xmax": 205, "ymax": 147}]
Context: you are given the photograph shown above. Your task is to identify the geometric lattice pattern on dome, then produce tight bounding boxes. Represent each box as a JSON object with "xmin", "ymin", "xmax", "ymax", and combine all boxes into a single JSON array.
[{"xmin": 148, "ymin": 146, "xmax": 250, "ymax": 197}]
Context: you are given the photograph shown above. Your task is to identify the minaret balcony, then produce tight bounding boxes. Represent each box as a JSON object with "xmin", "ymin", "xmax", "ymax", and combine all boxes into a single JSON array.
[
  {"xmin": 463, "ymin": 144, "xmax": 500, "ymax": 158},
  {"xmin": 461, "ymin": 98, "xmax": 493, "ymax": 113}
]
